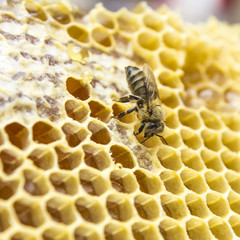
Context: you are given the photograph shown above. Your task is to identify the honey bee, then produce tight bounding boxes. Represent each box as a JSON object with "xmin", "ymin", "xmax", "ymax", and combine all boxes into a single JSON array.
[{"xmin": 116, "ymin": 63, "xmax": 167, "ymax": 144}]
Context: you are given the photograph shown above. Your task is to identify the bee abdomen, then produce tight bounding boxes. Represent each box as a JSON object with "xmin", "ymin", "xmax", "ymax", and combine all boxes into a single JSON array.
[{"xmin": 125, "ymin": 66, "xmax": 147, "ymax": 97}]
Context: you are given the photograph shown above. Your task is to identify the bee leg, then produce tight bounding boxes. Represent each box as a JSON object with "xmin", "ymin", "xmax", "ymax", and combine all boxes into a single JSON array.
[
  {"xmin": 115, "ymin": 107, "xmax": 137, "ymax": 119},
  {"xmin": 118, "ymin": 95, "xmax": 140, "ymax": 103},
  {"xmin": 156, "ymin": 134, "xmax": 168, "ymax": 145},
  {"xmin": 134, "ymin": 122, "xmax": 145, "ymax": 136},
  {"xmin": 140, "ymin": 136, "xmax": 152, "ymax": 143}
]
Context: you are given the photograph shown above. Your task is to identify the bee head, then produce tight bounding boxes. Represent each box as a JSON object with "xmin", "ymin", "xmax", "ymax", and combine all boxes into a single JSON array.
[{"xmin": 144, "ymin": 122, "xmax": 164, "ymax": 138}]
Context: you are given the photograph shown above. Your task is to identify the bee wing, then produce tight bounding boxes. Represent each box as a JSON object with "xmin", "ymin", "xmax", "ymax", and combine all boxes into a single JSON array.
[{"xmin": 142, "ymin": 63, "xmax": 160, "ymax": 109}]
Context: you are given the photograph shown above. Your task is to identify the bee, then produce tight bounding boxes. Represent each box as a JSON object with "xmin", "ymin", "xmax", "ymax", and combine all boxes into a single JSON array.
[{"xmin": 115, "ymin": 63, "xmax": 168, "ymax": 144}]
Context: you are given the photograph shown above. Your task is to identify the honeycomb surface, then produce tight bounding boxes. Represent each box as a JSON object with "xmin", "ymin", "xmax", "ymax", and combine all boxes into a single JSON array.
[{"xmin": 0, "ymin": 0, "xmax": 240, "ymax": 240}]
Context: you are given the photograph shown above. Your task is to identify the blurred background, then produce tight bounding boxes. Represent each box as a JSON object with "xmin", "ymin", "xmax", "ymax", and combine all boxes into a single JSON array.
[{"xmin": 71, "ymin": 0, "xmax": 240, "ymax": 23}]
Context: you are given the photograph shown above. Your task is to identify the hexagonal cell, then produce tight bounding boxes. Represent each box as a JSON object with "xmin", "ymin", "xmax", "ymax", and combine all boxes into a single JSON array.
[
  {"xmin": 158, "ymin": 70, "xmax": 183, "ymax": 89},
  {"xmin": 157, "ymin": 146, "xmax": 182, "ymax": 170},
  {"xmin": 112, "ymin": 103, "xmax": 137, "ymax": 123},
  {"xmin": 159, "ymin": 219, "xmax": 188, "ymax": 240},
  {"xmin": 161, "ymin": 194, "xmax": 188, "ymax": 219},
  {"xmin": 50, "ymin": 171, "xmax": 78, "ymax": 195},
  {"xmin": 222, "ymin": 114, "xmax": 240, "ymax": 132},
  {"xmin": 186, "ymin": 218, "xmax": 214, "ymax": 240},
  {"xmin": 46, "ymin": 197, "xmax": 76, "ymax": 225},
  {"xmin": 134, "ymin": 194, "xmax": 160, "ymax": 220},
  {"xmin": 42, "ymin": 226, "xmax": 70, "ymax": 240},
  {"xmin": 0, "ymin": 178, "xmax": 19, "ymax": 200},
  {"xmin": 66, "ymin": 77, "xmax": 90, "ymax": 101},
  {"xmin": 208, "ymin": 217, "xmax": 233, "ymax": 240},
  {"xmin": 104, "ymin": 222, "xmax": 131, "ymax": 240},
  {"xmin": 201, "ymin": 148, "xmax": 224, "ymax": 172},
  {"xmin": 160, "ymin": 129, "xmax": 182, "ymax": 148},
  {"xmin": 46, "ymin": 3, "xmax": 71, "ymax": 24},
  {"xmin": 132, "ymin": 222, "xmax": 159, "ymax": 240},
  {"xmin": 221, "ymin": 150, "xmax": 240, "ymax": 172},
  {"xmin": 185, "ymin": 193, "xmax": 210, "ymax": 218},
  {"xmin": 143, "ymin": 12, "xmax": 164, "ymax": 31},
  {"xmin": 91, "ymin": 26, "xmax": 113, "ymax": 49},
  {"xmin": 23, "ymin": 169, "xmax": 49, "ymax": 196},
  {"xmin": 159, "ymin": 87, "xmax": 180, "ymax": 108},
  {"xmin": 222, "ymin": 130, "xmax": 240, "ymax": 152},
  {"xmin": 67, "ymin": 24, "xmax": 89, "ymax": 43},
  {"xmin": 55, "ymin": 145, "xmax": 82, "ymax": 170},
  {"xmin": 110, "ymin": 169, "xmax": 138, "ymax": 193},
  {"xmin": 137, "ymin": 30, "xmax": 159, "ymax": 51},
  {"xmin": 75, "ymin": 196, "xmax": 106, "ymax": 223},
  {"xmin": 62, "ymin": 122, "xmax": 88, "ymax": 147},
  {"xmin": 197, "ymin": 87, "xmax": 221, "ymax": 108},
  {"xmin": 4, "ymin": 122, "xmax": 29, "ymax": 150},
  {"xmin": 117, "ymin": 10, "xmax": 139, "ymax": 33},
  {"xmin": 88, "ymin": 121, "xmax": 111, "ymax": 145},
  {"xmin": 11, "ymin": 232, "xmax": 37, "ymax": 240},
  {"xmin": 206, "ymin": 63, "xmax": 226, "ymax": 84},
  {"xmin": 134, "ymin": 170, "xmax": 162, "ymax": 195},
  {"xmin": 228, "ymin": 191, "xmax": 240, "ymax": 215},
  {"xmin": 24, "ymin": 1, "xmax": 47, "ymax": 21},
  {"xmin": 178, "ymin": 108, "xmax": 202, "ymax": 130},
  {"xmin": 206, "ymin": 193, "xmax": 229, "ymax": 217},
  {"xmin": 205, "ymin": 171, "xmax": 229, "ymax": 193},
  {"xmin": 159, "ymin": 49, "xmax": 181, "ymax": 71},
  {"xmin": 201, "ymin": 129, "xmax": 222, "ymax": 152},
  {"xmin": 164, "ymin": 107, "xmax": 179, "ymax": 128},
  {"xmin": 0, "ymin": 148, "xmax": 23, "ymax": 175},
  {"xmin": 14, "ymin": 198, "xmax": 45, "ymax": 227},
  {"xmin": 180, "ymin": 169, "xmax": 208, "ymax": 194},
  {"xmin": 225, "ymin": 171, "xmax": 240, "ymax": 194},
  {"xmin": 88, "ymin": 100, "xmax": 111, "ymax": 123},
  {"xmin": 32, "ymin": 121, "xmax": 61, "ymax": 144},
  {"xmin": 229, "ymin": 215, "xmax": 240, "ymax": 237},
  {"xmin": 74, "ymin": 224, "xmax": 101, "ymax": 240},
  {"xmin": 180, "ymin": 128, "xmax": 202, "ymax": 150},
  {"xmin": 106, "ymin": 193, "xmax": 133, "ymax": 221},
  {"xmin": 160, "ymin": 170, "xmax": 185, "ymax": 194},
  {"xmin": 200, "ymin": 109, "xmax": 223, "ymax": 130},
  {"xmin": 65, "ymin": 100, "xmax": 89, "ymax": 123},
  {"xmin": 110, "ymin": 145, "xmax": 135, "ymax": 168},
  {"xmin": 28, "ymin": 147, "xmax": 54, "ymax": 170},
  {"xmin": 92, "ymin": 9, "xmax": 115, "ymax": 29},
  {"xmin": 79, "ymin": 169, "xmax": 108, "ymax": 196},
  {"xmin": 181, "ymin": 148, "xmax": 204, "ymax": 171},
  {"xmin": 225, "ymin": 89, "xmax": 240, "ymax": 109},
  {"xmin": 83, "ymin": 143, "xmax": 111, "ymax": 170},
  {"xmin": 163, "ymin": 31, "xmax": 183, "ymax": 49},
  {"xmin": 0, "ymin": 206, "xmax": 10, "ymax": 232}
]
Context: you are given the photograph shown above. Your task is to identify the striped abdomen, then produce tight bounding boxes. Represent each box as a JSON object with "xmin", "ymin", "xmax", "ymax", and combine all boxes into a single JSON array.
[{"xmin": 125, "ymin": 66, "xmax": 147, "ymax": 99}]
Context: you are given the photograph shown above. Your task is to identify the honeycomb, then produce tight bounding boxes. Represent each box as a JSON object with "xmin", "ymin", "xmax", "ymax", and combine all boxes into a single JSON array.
[{"xmin": 0, "ymin": 0, "xmax": 240, "ymax": 239}]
